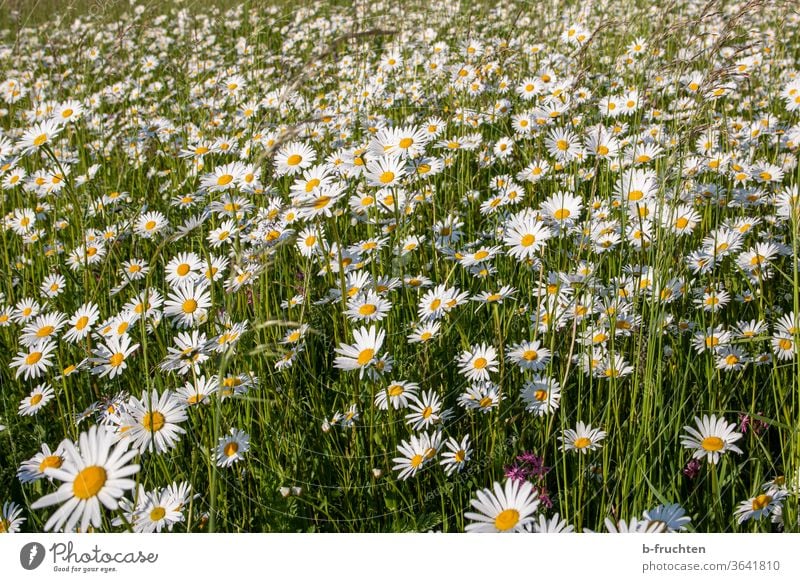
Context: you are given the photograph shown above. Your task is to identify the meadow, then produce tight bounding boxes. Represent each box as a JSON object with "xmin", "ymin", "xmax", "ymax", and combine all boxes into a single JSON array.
[{"xmin": 0, "ymin": 0, "xmax": 799, "ymax": 533}]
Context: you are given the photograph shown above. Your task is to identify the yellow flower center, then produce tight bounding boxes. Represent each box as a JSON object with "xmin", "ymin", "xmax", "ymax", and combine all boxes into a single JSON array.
[
  {"xmin": 357, "ymin": 349, "xmax": 375, "ymax": 366},
  {"xmin": 109, "ymin": 353, "xmax": 125, "ymax": 367},
  {"xmin": 379, "ymin": 171, "xmax": 395, "ymax": 184},
  {"xmin": 217, "ymin": 174, "xmax": 233, "ymax": 186},
  {"xmin": 72, "ymin": 466, "xmax": 107, "ymax": 500},
  {"xmin": 520, "ymin": 234, "xmax": 535, "ymax": 247},
  {"xmin": 701, "ymin": 436, "xmax": 724, "ymax": 451},
  {"xmin": 553, "ymin": 208, "xmax": 571, "ymax": 220},
  {"xmin": 142, "ymin": 411, "xmax": 166, "ymax": 433},
  {"xmin": 38, "ymin": 454, "xmax": 63, "ymax": 473},
  {"xmin": 26, "ymin": 352, "xmax": 43, "ymax": 365},
  {"xmin": 150, "ymin": 507, "xmax": 166, "ymax": 522},
  {"xmin": 33, "ymin": 133, "xmax": 48, "ymax": 146},
  {"xmin": 182, "ymin": 299, "xmax": 198, "ymax": 313},
  {"xmin": 287, "ymin": 154, "xmax": 302, "ymax": 166},
  {"xmin": 752, "ymin": 494, "xmax": 772, "ymax": 511},
  {"xmin": 574, "ymin": 437, "xmax": 592, "ymax": 449},
  {"xmin": 473, "ymin": 357, "xmax": 488, "ymax": 369},
  {"xmin": 494, "ymin": 508, "xmax": 520, "ymax": 531},
  {"xmin": 224, "ymin": 442, "xmax": 239, "ymax": 457},
  {"xmin": 358, "ymin": 304, "xmax": 377, "ymax": 316}
]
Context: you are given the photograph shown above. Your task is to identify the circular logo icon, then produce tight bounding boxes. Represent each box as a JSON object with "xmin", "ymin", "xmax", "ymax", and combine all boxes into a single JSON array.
[{"xmin": 20, "ymin": 542, "xmax": 46, "ymax": 570}]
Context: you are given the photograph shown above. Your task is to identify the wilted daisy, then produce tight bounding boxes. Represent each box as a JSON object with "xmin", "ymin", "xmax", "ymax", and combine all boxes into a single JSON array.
[
  {"xmin": 30, "ymin": 425, "xmax": 140, "ymax": 532},
  {"xmin": 681, "ymin": 415, "xmax": 743, "ymax": 464},
  {"xmin": 464, "ymin": 479, "xmax": 540, "ymax": 533}
]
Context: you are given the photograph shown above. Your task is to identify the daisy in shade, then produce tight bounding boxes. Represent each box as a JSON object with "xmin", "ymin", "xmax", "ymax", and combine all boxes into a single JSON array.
[
  {"xmin": 10, "ymin": 339, "xmax": 57, "ymax": 380},
  {"xmin": 19, "ymin": 383, "xmax": 55, "ymax": 416},
  {"xmin": 643, "ymin": 503, "xmax": 692, "ymax": 532},
  {"xmin": 681, "ymin": 415, "xmax": 743, "ymax": 464},
  {"xmin": 734, "ymin": 487, "xmax": 787, "ymax": 524},
  {"xmin": 465, "ymin": 479, "xmax": 540, "ymax": 533},
  {"xmin": 216, "ymin": 428, "xmax": 250, "ymax": 468},
  {"xmin": 559, "ymin": 422, "xmax": 607, "ymax": 454},
  {"xmin": 333, "ymin": 325, "xmax": 385, "ymax": 378},
  {"xmin": 0, "ymin": 501, "xmax": 25, "ymax": 533},
  {"xmin": 125, "ymin": 390, "xmax": 187, "ymax": 454},
  {"xmin": 30, "ymin": 425, "xmax": 140, "ymax": 532},
  {"xmin": 457, "ymin": 343, "xmax": 499, "ymax": 382},
  {"xmin": 176, "ymin": 375, "xmax": 219, "ymax": 406}
]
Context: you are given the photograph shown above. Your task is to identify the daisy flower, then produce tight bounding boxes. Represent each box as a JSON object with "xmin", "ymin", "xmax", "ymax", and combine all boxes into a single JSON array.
[
  {"xmin": 681, "ymin": 415, "xmax": 743, "ymax": 464},
  {"xmin": 457, "ymin": 343, "xmax": 499, "ymax": 382},
  {"xmin": 392, "ymin": 434, "xmax": 430, "ymax": 480},
  {"xmin": 274, "ymin": 141, "xmax": 316, "ymax": 176},
  {"xmin": 506, "ymin": 340, "xmax": 551, "ymax": 371},
  {"xmin": 346, "ymin": 290, "xmax": 391, "ymax": 322},
  {"xmin": 125, "ymin": 390, "xmax": 188, "ymax": 454},
  {"xmin": 164, "ymin": 280, "xmax": 212, "ymax": 328},
  {"xmin": 502, "ymin": 209, "xmax": 551, "ymax": 261},
  {"xmin": 89, "ymin": 334, "xmax": 139, "ymax": 379},
  {"xmin": 734, "ymin": 487, "xmax": 787, "ymax": 524},
  {"xmin": 374, "ymin": 380, "xmax": 419, "ymax": 410},
  {"xmin": 18, "ymin": 118, "xmax": 62, "ymax": 154},
  {"xmin": 18, "ymin": 442, "xmax": 66, "ymax": 484},
  {"xmin": 559, "ymin": 422, "xmax": 607, "ymax": 454},
  {"xmin": 440, "ymin": 434, "xmax": 472, "ymax": 475},
  {"xmin": 30, "ymin": 425, "xmax": 140, "ymax": 532},
  {"xmin": 521, "ymin": 376, "xmax": 561, "ymax": 416},
  {"xmin": 10, "ymin": 339, "xmax": 57, "ymax": 380},
  {"xmin": 0, "ymin": 501, "xmax": 25, "ymax": 533},
  {"xmin": 19, "ymin": 383, "xmax": 55, "ymax": 416},
  {"xmin": 63, "ymin": 302, "xmax": 100, "ymax": 343},
  {"xmin": 216, "ymin": 428, "xmax": 250, "ymax": 468},
  {"xmin": 464, "ymin": 479, "xmax": 540, "ymax": 533},
  {"xmin": 643, "ymin": 503, "xmax": 692, "ymax": 532},
  {"xmin": 333, "ymin": 325, "xmax": 386, "ymax": 378}
]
